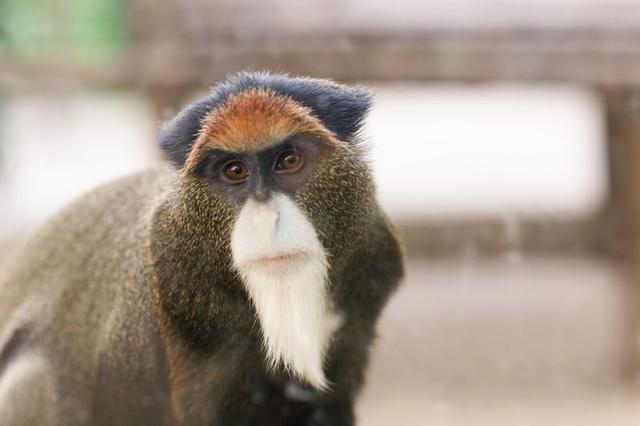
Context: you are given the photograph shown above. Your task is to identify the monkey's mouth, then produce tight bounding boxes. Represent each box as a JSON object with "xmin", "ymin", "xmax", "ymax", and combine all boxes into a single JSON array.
[{"xmin": 247, "ymin": 252, "xmax": 311, "ymax": 268}]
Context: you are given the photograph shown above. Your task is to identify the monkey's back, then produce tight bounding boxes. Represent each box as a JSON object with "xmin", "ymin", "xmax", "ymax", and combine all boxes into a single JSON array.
[{"xmin": 0, "ymin": 167, "xmax": 176, "ymax": 425}]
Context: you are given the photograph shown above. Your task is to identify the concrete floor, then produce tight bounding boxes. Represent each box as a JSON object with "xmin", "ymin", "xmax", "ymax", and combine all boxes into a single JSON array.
[{"xmin": 357, "ymin": 256, "xmax": 640, "ymax": 425}]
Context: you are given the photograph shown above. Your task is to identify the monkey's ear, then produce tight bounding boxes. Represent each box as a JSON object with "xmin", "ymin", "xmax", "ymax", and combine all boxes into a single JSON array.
[
  {"xmin": 273, "ymin": 77, "xmax": 373, "ymax": 142},
  {"xmin": 307, "ymin": 84, "xmax": 373, "ymax": 142},
  {"xmin": 158, "ymin": 98, "xmax": 215, "ymax": 168}
]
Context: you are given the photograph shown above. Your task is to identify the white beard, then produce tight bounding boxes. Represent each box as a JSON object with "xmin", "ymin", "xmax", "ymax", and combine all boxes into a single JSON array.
[{"xmin": 230, "ymin": 192, "xmax": 341, "ymax": 390}]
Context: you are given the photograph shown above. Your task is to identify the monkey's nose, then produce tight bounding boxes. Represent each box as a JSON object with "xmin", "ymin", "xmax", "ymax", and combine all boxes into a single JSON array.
[
  {"xmin": 252, "ymin": 182, "xmax": 272, "ymax": 202},
  {"xmin": 249, "ymin": 199, "xmax": 280, "ymax": 231},
  {"xmin": 253, "ymin": 190, "xmax": 271, "ymax": 202}
]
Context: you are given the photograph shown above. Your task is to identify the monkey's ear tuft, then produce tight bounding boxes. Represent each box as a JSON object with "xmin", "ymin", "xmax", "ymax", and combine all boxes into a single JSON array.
[
  {"xmin": 303, "ymin": 82, "xmax": 373, "ymax": 142},
  {"xmin": 267, "ymin": 74, "xmax": 373, "ymax": 142},
  {"xmin": 158, "ymin": 98, "xmax": 217, "ymax": 168}
]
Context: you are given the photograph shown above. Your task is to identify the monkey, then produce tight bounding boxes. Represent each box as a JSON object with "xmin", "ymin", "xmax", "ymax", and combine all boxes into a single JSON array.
[{"xmin": 0, "ymin": 71, "xmax": 404, "ymax": 426}]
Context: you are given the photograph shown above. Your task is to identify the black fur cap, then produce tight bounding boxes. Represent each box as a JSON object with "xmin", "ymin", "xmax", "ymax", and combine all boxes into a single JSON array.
[{"xmin": 159, "ymin": 71, "xmax": 373, "ymax": 168}]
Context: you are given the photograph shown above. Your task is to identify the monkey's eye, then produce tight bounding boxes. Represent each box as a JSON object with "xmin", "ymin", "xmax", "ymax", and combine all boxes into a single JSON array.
[
  {"xmin": 221, "ymin": 160, "xmax": 250, "ymax": 183},
  {"xmin": 273, "ymin": 149, "xmax": 304, "ymax": 174}
]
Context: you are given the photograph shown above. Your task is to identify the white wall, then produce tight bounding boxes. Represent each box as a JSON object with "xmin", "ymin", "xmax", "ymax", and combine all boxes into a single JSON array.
[
  {"xmin": 367, "ymin": 84, "xmax": 607, "ymax": 221},
  {"xmin": 0, "ymin": 90, "xmax": 158, "ymax": 235}
]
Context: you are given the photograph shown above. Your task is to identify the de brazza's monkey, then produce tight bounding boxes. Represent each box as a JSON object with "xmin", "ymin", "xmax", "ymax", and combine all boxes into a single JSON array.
[{"xmin": 0, "ymin": 71, "xmax": 404, "ymax": 425}]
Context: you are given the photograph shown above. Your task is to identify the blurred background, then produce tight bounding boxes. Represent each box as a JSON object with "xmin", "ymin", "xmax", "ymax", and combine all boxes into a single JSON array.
[{"xmin": 2, "ymin": 0, "xmax": 640, "ymax": 424}]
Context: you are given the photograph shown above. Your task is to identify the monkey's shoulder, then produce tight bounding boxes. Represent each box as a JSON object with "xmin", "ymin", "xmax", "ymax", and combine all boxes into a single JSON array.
[
  {"xmin": 0, "ymin": 167, "xmax": 176, "ymax": 333},
  {"xmin": 364, "ymin": 211, "xmax": 405, "ymax": 282},
  {"xmin": 0, "ymin": 168, "xmax": 179, "ymax": 411},
  {"xmin": 331, "ymin": 212, "xmax": 404, "ymax": 320},
  {"xmin": 4, "ymin": 167, "xmax": 174, "ymax": 273}
]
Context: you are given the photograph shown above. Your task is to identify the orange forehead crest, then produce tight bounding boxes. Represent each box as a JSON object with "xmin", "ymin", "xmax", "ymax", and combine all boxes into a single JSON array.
[{"xmin": 182, "ymin": 89, "xmax": 339, "ymax": 174}]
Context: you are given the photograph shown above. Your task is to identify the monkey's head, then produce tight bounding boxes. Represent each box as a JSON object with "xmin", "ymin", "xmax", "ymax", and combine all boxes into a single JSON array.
[{"xmin": 152, "ymin": 72, "xmax": 377, "ymax": 390}]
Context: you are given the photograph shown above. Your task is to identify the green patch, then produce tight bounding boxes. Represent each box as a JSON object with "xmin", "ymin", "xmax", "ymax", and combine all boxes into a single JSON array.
[{"xmin": 0, "ymin": 0, "xmax": 129, "ymax": 67}]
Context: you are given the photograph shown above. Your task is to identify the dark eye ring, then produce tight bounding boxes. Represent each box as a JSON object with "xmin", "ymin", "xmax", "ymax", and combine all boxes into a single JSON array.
[
  {"xmin": 220, "ymin": 159, "xmax": 250, "ymax": 183},
  {"xmin": 273, "ymin": 149, "xmax": 304, "ymax": 174}
]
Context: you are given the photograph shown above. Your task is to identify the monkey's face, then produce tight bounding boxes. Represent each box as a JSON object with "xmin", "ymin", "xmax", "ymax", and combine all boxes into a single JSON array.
[
  {"xmin": 159, "ymin": 78, "xmax": 375, "ymax": 390},
  {"xmin": 179, "ymin": 88, "xmax": 374, "ymax": 266},
  {"xmin": 193, "ymin": 131, "xmax": 373, "ymax": 257},
  {"xmin": 202, "ymin": 135, "xmax": 324, "ymax": 259}
]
